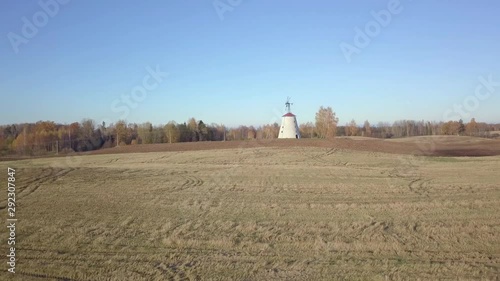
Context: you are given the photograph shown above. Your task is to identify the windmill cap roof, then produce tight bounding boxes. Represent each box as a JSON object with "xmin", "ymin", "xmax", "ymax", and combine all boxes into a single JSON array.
[{"xmin": 282, "ymin": 112, "xmax": 296, "ymax": 117}]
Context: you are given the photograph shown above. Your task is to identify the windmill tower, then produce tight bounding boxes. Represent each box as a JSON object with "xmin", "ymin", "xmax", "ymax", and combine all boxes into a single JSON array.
[{"xmin": 278, "ymin": 97, "xmax": 301, "ymax": 139}]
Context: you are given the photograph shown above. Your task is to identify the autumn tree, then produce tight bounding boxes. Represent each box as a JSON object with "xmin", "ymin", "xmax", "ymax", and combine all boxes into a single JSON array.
[
  {"xmin": 12, "ymin": 131, "xmax": 30, "ymax": 153},
  {"xmin": 165, "ymin": 121, "xmax": 180, "ymax": 143},
  {"xmin": 346, "ymin": 119, "xmax": 358, "ymax": 136},
  {"xmin": 247, "ymin": 126, "xmax": 257, "ymax": 139},
  {"xmin": 176, "ymin": 123, "xmax": 191, "ymax": 142},
  {"xmin": 343, "ymin": 124, "xmax": 349, "ymax": 136},
  {"xmin": 137, "ymin": 122, "xmax": 153, "ymax": 144},
  {"xmin": 0, "ymin": 134, "xmax": 5, "ymax": 154},
  {"xmin": 441, "ymin": 121, "xmax": 460, "ymax": 135},
  {"xmin": 2, "ymin": 125, "xmax": 18, "ymax": 139},
  {"xmin": 299, "ymin": 122, "xmax": 315, "ymax": 138},
  {"xmin": 315, "ymin": 106, "xmax": 338, "ymax": 139},
  {"xmin": 261, "ymin": 123, "xmax": 279, "ymax": 139},
  {"xmin": 77, "ymin": 119, "xmax": 105, "ymax": 151},
  {"xmin": 2, "ymin": 125, "xmax": 18, "ymax": 150},
  {"xmin": 34, "ymin": 121, "xmax": 57, "ymax": 152},
  {"xmin": 80, "ymin": 119, "xmax": 95, "ymax": 140},
  {"xmin": 363, "ymin": 120, "xmax": 372, "ymax": 137},
  {"xmin": 115, "ymin": 120, "xmax": 128, "ymax": 146},
  {"xmin": 465, "ymin": 118, "xmax": 479, "ymax": 136},
  {"xmin": 210, "ymin": 124, "xmax": 226, "ymax": 141},
  {"xmin": 66, "ymin": 122, "xmax": 81, "ymax": 150},
  {"xmin": 458, "ymin": 119, "xmax": 466, "ymax": 135},
  {"xmin": 187, "ymin": 118, "xmax": 198, "ymax": 141},
  {"xmin": 376, "ymin": 122, "xmax": 393, "ymax": 138},
  {"xmin": 151, "ymin": 125, "xmax": 165, "ymax": 143},
  {"xmin": 198, "ymin": 121, "xmax": 208, "ymax": 141},
  {"xmin": 227, "ymin": 126, "xmax": 249, "ymax": 141}
]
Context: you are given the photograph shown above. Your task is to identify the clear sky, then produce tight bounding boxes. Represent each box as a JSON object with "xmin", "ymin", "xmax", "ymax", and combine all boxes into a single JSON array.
[{"xmin": 1, "ymin": 0, "xmax": 499, "ymax": 127}]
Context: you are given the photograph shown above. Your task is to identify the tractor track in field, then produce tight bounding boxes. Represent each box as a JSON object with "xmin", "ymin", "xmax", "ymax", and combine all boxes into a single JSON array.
[
  {"xmin": 17, "ymin": 244, "xmax": 500, "ymax": 280},
  {"xmin": 143, "ymin": 152, "xmax": 180, "ymax": 164},
  {"xmin": 387, "ymin": 171, "xmax": 432, "ymax": 197},
  {"xmin": 16, "ymin": 270, "xmax": 78, "ymax": 281},
  {"xmin": 299, "ymin": 147, "xmax": 351, "ymax": 167},
  {"xmin": 351, "ymin": 221, "xmax": 408, "ymax": 245},
  {"xmin": 15, "ymin": 168, "xmax": 54, "ymax": 188},
  {"xmin": 384, "ymin": 158, "xmax": 432, "ymax": 197},
  {"xmin": 408, "ymin": 179, "xmax": 432, "ymax": 197},
  {"xmin": 22, "ymin": 247, "xmax": 195, "ymax": 280},
  {"xmin": 2, "ymin": 141, "xmax": 498, "ymax": 280},
  {"xmin": 154, "ymin": 261, "xmax": 189, "ymax": 281},
  {"xmin": 175, "ymin": 175, "xmax": 204, "ymax": 191},
  {"xmin": 305, "ymin": 148, "xmax": 336, "ymax": 163},
  {"xmin": 21, "ymin": 245, "xmax": 500, "ymax": 265},
  {"xmin": 18, "ymin": 168, "xmax": 76, "ymax": 199},
  {"xmin": 0, "ymin": 167, "xmax": 75, "ymax": 210},
  {"xmin": 103, "ymin": 158, "xmax": 120, "ymax": 164}
]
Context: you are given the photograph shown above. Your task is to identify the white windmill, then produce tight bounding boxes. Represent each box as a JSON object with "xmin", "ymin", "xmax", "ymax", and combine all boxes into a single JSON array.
[{"xmin": 278, "ymin": 97, "xmax": 301, "ymax": 139}]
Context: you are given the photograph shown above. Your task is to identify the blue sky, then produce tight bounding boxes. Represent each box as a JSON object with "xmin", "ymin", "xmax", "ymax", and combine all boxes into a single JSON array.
[{"xmin": 1, "ymin": 0, "xmax": 499, "ymax": 127}]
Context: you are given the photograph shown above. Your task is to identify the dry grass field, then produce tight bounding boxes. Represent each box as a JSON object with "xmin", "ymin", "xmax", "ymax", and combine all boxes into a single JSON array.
[{"xmin": 1, "ymin": 138, "xmax": 500, "ymax": 280}]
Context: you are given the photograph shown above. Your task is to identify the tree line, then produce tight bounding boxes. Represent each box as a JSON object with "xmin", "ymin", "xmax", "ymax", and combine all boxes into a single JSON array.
[{"xmin": 1, "ymin": 106, "xmax": 499, "ymax": 156}]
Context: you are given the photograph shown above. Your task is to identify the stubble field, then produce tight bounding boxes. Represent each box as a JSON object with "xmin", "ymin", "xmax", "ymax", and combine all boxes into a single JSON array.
[{"xmin": 1, "ymin": 139, "xmax": 499, "ymax": 280}]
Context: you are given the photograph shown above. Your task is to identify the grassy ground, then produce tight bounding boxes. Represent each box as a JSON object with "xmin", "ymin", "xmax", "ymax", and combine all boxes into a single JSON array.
[{"xmin": 1, "ymin": 146, "xmax": 499, "ymax": 280}]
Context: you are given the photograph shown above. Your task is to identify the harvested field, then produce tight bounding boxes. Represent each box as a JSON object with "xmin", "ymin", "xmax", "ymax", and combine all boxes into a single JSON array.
[
  {"xmin": 84, "ymin": 136, "xmax": 500, "ymax": 157},
  {"xmin": 1, "ymin": 138, "xmax": 499, "ymax": 280},
  {"xmin": 2, "ymin": 136, "xmax": 500, "ymax": 162}
]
